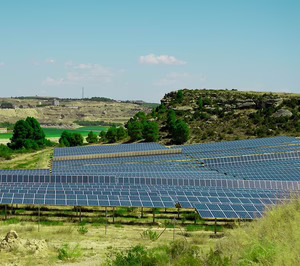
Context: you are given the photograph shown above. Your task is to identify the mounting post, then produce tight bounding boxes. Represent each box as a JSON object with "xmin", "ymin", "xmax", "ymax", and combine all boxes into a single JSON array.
[{"xmin": 112, "ymin": 207, "xmax": 115, "ymax": 224}]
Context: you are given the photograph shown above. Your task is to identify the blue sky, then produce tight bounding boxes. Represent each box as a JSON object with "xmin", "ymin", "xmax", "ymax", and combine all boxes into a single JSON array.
[{"xmin": 0, "ymin": 0, "xmax": 299, "ymax": 102}]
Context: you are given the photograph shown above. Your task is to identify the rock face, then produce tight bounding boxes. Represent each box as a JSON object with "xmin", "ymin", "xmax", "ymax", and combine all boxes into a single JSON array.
[{"xmin": 273, "ymin": 109, "xmax": 293, "ymax": 118}]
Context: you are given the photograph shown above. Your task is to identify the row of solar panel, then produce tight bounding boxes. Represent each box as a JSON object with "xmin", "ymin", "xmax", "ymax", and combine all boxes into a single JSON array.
[
  {"xmin": 1, "ymin": 174, "xmax": 299, "ymax": 190},
  {"xmin": 54, "ymin": 143, "xmax": 167, "ymax": 157},
  {"xmin": 204, "ymin": 151, "xmax": 300, "ymax": 166}
]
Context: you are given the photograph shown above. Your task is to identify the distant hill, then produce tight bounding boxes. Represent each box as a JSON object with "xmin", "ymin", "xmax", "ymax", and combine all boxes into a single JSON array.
[
  {"xmin": 152, "ymin": 89, "xmax": 300, "ymax": 144},
  {"xmin": 0, "ymin": 98, "xmax": 151, "ymax": 126}
]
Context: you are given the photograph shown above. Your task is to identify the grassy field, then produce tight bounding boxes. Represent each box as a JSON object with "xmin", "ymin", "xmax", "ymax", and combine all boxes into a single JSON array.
[
  {"xmin": 0, "ymin": 198, "xmax": 299, "ymax": 265},
  {"xmin": 0, "ymin": 148, "xmax": 53, "ymax": 170}
]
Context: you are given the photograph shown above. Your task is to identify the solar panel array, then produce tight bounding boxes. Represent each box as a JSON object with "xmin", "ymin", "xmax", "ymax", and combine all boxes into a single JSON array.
[{"xmin": 1, "ymin": 138, "xmax": 300, "ymax": 220}]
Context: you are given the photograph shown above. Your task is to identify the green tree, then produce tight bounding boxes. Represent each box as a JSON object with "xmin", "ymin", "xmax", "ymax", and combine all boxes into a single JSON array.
[
  {"xmin": 59, "ymin": 131, "xmax": 72, "ymax": 147},
  {"xmin": 172, "ymin": 120, "xmax": 190, "ymax": 144},
  {"xmin": 176, "ymin": 90, "xmax": 184, "ymax": 103},
  {"xmin": 106, "ymin": 126, "xmax": 118, "ymax": 143},
  {"xmin": 86, "ymin": 131, "xmax": 98, "ymax": 143},
  {"xmin": 8, "ymin": 117, "xmax": 49, "ymax": 150},
  {"xmin": 116, "ymin": 126, "xmax": 127, "ymax": 140},
  {"xmin": 143, "ymin": 122, "xmax": 160, "ymax": 142},
  {"xmin": 128, "ymin": 121, "xmax": 144, "ymax": 141},
  {"xmin": 73, "ymin": 133, "xmax": 84, "ymax": 146},
  {"xmin": 167, "ymin": 110, "xmax": 177, "ymax": 134},
  {"xmin": 99, "ymin": 130, "xmax": 107, "ymax": 142}
]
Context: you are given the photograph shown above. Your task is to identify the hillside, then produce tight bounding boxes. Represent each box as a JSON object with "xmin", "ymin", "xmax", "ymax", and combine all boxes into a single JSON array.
[
  {"xmin": 154, "ymin": 89, "xmax": 300, "ymax": 144},
  {"xmin": 0, "ymin": 98, "xmax": 151, "ymax": 126}
]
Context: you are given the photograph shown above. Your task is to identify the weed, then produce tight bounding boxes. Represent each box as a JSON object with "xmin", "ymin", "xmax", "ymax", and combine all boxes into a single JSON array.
[
  {"xmin": 57, "ymin": 243, "xmax": 83, "ymax": 262},
  {"xmin": 141, "ymin": 229, "xmax": 159, "ymax": 241},
  {"xmin": 3, "ymin": 218, "xmax": 21, "ymax": 225},
  {"xmin": 77, "ymin": 225, "xmax": 88, "ymax": 235},
  {"xmin": 114, "ymin": 223, "xmax": 123, "ymax": 228}
]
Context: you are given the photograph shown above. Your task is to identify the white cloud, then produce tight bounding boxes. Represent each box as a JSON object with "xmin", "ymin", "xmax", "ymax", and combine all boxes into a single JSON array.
[
  {"xmin": 0, "ymin": 62, "xmax": 5, "ymax": 67},
  {"xmin": 45, "ymin": 58, "xmax": 56, "ymax": 64},
  {"xmin": 43, "ymin": 62, "xmax": 114, "ymax": 86},
  {"xmin": 139, "ymin": 54, "xmax": 186, "ymax": 65}
]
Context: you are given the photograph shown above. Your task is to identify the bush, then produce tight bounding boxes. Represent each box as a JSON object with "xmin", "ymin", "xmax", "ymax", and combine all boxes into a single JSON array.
[
  {"xmin": 105, "ymin": 245, "xmax": 160, "ymax": 266},
  {"xmin": 59, "ymin": 131, "xmax": 84, "ymax": 147},
  {"xmin": 0, "ymin": 144, "xmax": 13, "ymax": 160}
]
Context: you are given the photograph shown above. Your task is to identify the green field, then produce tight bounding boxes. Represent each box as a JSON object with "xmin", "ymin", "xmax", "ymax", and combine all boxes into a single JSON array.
[{"xmin": 0, "ymin": 126, "xmax": 107, "ymax": 140}]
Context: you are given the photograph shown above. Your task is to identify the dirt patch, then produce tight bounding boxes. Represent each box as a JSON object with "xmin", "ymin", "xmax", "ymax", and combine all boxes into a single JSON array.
[{"xmin": 0, "ymin": 230, "xmax": 47, "ymax": 254}]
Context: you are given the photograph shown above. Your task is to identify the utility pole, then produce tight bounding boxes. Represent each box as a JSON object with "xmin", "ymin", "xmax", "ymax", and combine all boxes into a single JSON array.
[{"xmin": 82, "ymin": 87, "xmax": 85, "ymax": 99}]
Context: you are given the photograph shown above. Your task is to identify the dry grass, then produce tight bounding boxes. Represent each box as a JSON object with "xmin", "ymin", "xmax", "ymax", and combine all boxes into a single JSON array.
[
  {"xmin": 0, "ymin": 221, "xmax": 217, "ymax": 265},
  {"xmin": 216, "ymin": 197, "xmax": 300, "ymax": 265}
]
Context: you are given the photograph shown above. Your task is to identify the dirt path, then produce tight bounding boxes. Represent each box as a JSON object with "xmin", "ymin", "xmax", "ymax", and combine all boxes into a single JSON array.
[{"xmin": 0, "ymin": 148, "xmax": 53, "ymax": 170}]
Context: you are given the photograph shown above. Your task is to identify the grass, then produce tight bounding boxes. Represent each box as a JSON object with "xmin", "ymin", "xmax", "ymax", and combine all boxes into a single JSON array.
[
  {"xmin": 0, "ymin": 147, "xmax": 53, "ymax": 170},
  {"xmin": 0, "ymin": 200, "xmax": 299, "ymax": 265}
]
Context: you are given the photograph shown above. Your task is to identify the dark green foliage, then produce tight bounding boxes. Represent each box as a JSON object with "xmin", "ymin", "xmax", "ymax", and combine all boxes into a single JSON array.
[
  {"xmin": 59, "ymin": 131, "xmax": 84, "ymax": 147},
  {"xmin": 106, "ymin": 126, "xmax": 118, "ymax": 143},
  {"xmin": 128, "ymin": 121, "xmax": 144, "ymax": 141},
  {"xmin": 8, "ymin": 117, "xmax": 50, "ymax": 150},
  {"xmin": 0, "ymin": 144, "xmax": 12, "ymax": 160},
  {"xmin": 167, "ymin": 110, "xmax": 177, "ymax": 134},
  {"xmin": 99, "ymin": 130, "xmax": 107, "ymax": 142},
  {"xmin": 198, "ymin": 98, "xmax": 203, "ymax": 110},
  {"xmin": 73, "ymin": 133, "xmax": 84, "ymax": 146},
  {"xmin": 172, "ymin": 120, "xmax": 190, "ymax": 144},
  {"xmin": 116, "ymin": 127, "xmax": 127, "ymax": 140},
  {"xmin": 143, "ymin": 122, "xmax": 160, "ymax": 142},
  {"xmin": 86, "ymin": 131, "xmax": 98, "ymax": 143},
  {"xmin": 25, "ymin": 117, "xmax": 46, "ymax": 141},
  {"xmin": 176, "ymin": 90, "xmax": 184, "ymax": 103},
  {"xmin": 106, "ymin": 245, "xmax": 160, "ymax": 266}
]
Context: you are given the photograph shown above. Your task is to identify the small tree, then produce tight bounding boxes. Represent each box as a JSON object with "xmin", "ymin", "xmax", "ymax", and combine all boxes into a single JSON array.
[
  {"xmin": 128, "ymin": 121, "xmax": 143, "ymax": 141},
  {"xmin": 143, "ymin": 122, "xmax": 160, "ymax": 142},
  {"xmin": 73, "ymin": 133, "xmax": 84, "ymax": 146},
  {"xmin": 176, "ymin": 90, "xmax": 184, "ymax": 103},
  {"xmin": 99, "ymin": 130, "xmax": 107, "ymax": 142},
  {"xmin": 116, "ymin": 127, "xmax": 127, "ymax": 140},
  {"xmin": 86, "ymin": 131, "xmax": 98, "ymax": 143},
  {"xmin": 106, "ymin": 126, "xmax": 118, "ymax": 143},
  {"xmin": 172, "ymin": 120, "xmax": 190, "ymax": 144}
]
